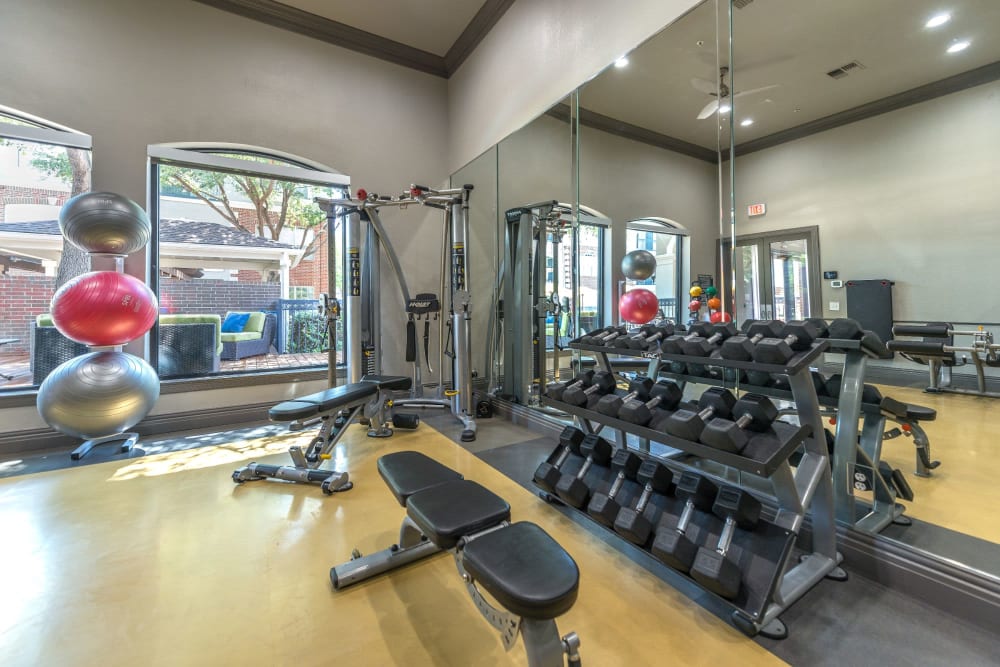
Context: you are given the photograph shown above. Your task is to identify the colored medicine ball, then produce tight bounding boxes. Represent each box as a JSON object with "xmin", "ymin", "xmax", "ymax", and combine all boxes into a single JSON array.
[
  {"xmin": 52, "ymin": 271, "xmax": 158, "ymax": 346},
  {"xmin": 620, "ymin": 288, "xmax": 659, "ymax": 324}
]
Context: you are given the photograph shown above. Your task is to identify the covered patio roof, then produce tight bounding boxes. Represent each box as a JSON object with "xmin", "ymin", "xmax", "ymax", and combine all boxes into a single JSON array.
[{"xmin": 0, "ymin": 218, "xmax": 303, "ymax": 275}]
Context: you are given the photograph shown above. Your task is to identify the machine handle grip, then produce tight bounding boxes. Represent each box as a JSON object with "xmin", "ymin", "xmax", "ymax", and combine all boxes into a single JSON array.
[
  {"xmin": 892, "ymin": 324, "xmax": 951, "ymax": 337},
  {"xmin": 886, "ymin": 340, "xmax": 946, "ymax": 355},
  {"xmin": 405, "ymin": 320, "xmax": 416, "ymax": 362}
]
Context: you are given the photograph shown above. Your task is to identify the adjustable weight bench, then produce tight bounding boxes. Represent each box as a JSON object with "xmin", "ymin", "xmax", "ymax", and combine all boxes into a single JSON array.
[
  {"xmin": 879, "ymin": 396, "xmax": 940, "ymax": 478},
  {"xmin": 232, "ymin": 375, "xmax": 413, "ymax": 494},
  {"xmin": 332, "ymin": 451, "xmax": 583, "ymax": 667}
]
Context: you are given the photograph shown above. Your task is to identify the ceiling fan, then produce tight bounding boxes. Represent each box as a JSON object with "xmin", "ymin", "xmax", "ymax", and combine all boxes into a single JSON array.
[{"xmin": 691, "ymin": 66, "xmax": 778, "ymax": 120}]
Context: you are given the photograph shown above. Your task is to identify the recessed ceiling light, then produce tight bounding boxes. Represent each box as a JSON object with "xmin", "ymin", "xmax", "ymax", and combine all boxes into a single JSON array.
[
  {"xmin": 614, "ymin": 57, "xmax": 629, "ymax": 68},
  {"xmin": 740, "ymin": 118, "xmax": 754, "ymax": 127},
  {"xmin": 925, "ymin": 12, "xmax": 951, "ymax": 28},
  {"xmin": 718, "ymin": 103, "xmax": 731, "ymax": 114},
  {"xmin": 947, "ymin": 40, "xmax": 971, "ymax": 53}
]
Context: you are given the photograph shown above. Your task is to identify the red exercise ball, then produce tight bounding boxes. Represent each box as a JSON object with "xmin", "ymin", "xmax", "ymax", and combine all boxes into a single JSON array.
[
  {"xmin": 52, "ymin": 271, "xmax": 158, "ymax": 345},
  {"xmin": 620, "ymin": 288, "xmax": 659, "ymax": 324},
  {"xmin": 710, "ymin": 311, "xmax": 733, "ymax": 323}
]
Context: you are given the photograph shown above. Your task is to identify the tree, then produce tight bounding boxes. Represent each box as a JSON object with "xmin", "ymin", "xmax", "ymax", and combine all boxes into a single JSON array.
[
  {"xmin": 160, "ymin": 164, "xmax": 328, "ymax": 270},
  {"xmin": 29, "ymin": 146, "xmax": 92, "ymax": 288}
]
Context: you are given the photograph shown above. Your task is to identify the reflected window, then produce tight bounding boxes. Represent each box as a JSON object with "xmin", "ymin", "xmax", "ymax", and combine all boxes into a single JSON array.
[
  {"xmin": 0, "ymin": 106, "xmax": 92, "ymax": 392},
  {"xmin": 625, "ymin": 218, "xmax": 686, "ymax": 323},
  {"xmin": 147, "ymin": 144, "xmax": 349, "ymax": 379}
]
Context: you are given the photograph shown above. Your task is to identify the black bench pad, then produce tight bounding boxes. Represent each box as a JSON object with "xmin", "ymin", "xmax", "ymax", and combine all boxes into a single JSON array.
[
  {"xmin": 463, "ymin": 522, "xmax": 579, "ymax": 620},
  {"xmin": 268, "ymin": 400, "xmax": 323, "ymax": 422},
  {"xmin": 406, "ymin": 480, "xmax": 510, "ymax": 550},
  {"xmin": 361, "ymin": 374, "xmax": 412, "ymax": 391},
  {"xmin": 881, "ymin": 396, "xmax": 937, "ymax": 422},
  {"xmin": 378, "ymin": 451, "xmax": 464, "ymax": 506}
]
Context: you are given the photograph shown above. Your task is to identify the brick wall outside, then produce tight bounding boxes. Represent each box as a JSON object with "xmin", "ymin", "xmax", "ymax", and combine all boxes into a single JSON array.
[
  {"xmin": 289, "ymin": 227, "xmax": 328, "ymax": 297},
  {"xmin": 0, "ymin": 185, "xmax": 71, "ymax": 222},
  {"xmin": 0, "ymin": 273, "xmax": 57, "ymax": 353},
  {"xmin": 158, "ymin": 277, "xmax": 280, "ymax": 318}
]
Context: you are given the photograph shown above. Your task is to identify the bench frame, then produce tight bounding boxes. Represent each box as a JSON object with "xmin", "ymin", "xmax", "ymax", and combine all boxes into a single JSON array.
[{"xmin": 232, "ymin": 379, "xmax": 404, "ymax": 494}]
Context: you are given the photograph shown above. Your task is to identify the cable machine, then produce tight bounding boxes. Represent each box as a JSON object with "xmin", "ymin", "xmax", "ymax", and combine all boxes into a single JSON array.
[{"xmin": 316, "ymin": 184, "xmax": 478, "ymax": 441}]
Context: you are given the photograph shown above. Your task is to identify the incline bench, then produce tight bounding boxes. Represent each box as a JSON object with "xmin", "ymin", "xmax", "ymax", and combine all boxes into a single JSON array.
[
  {"xmin": 232, "ymin": 375, "xmax": 414, "ymax": 494},
  {"xmin": 331, "ymin": 451, "xmax": 583, "ymax": 667}
]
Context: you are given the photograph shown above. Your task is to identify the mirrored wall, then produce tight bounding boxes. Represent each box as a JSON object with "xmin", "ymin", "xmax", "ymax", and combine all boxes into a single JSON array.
[
  {"xmin": 449, "ymin": 0, "xmax": 1000, "ymax": 585},
  {"xmin": 726, "ymin": 0, "xmax": 1000, "ymax": 571}
]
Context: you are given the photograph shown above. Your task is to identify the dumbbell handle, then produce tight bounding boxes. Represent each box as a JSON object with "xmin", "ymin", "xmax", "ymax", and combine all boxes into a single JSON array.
[
  {"xmin": 551, "ymin": 446, "xmax": 573, "ymax": 470},
  {"xmin": 697, "ymin": 406, "xmax": 719, "ymax": 421},
  {"xmin": 715, "ymin": 516, "xmax": 737, "ymax": 556},
  {"xmin": 675, "ymin": 499, "xmax": 696, "ymax": 534},
  {"xmin": 733, "ymin": 413, "xmax": 753, "ymax": 430},
  {"xmin": 620, "ymin": 389, "xmax": 644, "ymax": 403},
  {"xmin": 572, "ymin": 454, "xmax": 604, "ymax": 481},
  {"xmin": 605, "ymin": 471, "xmax": 628, "ymax": 499},
  {"xmin": 633, "ymin": 483, "xmax": 655, "ymax": 514}
]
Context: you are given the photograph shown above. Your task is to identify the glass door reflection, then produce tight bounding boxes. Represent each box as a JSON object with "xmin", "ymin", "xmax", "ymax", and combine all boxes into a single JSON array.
[{"xmin": 725, "ymin": 228, "xmax": 820, "ymax": 324}]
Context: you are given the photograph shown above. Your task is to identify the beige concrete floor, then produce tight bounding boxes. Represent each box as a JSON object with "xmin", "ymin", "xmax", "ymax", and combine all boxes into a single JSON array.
[{"xmin": 0, "ymin": 422, "xmax": 784, "ymax": 667}]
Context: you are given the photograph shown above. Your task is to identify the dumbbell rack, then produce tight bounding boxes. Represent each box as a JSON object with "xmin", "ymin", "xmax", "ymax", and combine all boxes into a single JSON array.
[
  {"xmin": 540, "ymin": 336, "xmax": 844, "ymax": 638},
  {"xmin": 821, "ymin": 339, "xmax": 909, "ymax": 532}
]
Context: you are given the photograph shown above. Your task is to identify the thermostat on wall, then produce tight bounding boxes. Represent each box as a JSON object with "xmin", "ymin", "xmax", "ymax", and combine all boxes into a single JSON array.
[{"xmin": 830, "ymin": 280, "xmax": 844, "ymax": 288}]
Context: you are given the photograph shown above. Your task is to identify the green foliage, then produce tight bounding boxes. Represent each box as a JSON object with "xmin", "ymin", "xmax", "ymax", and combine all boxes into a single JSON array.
[
  {"xmin": 287, "ymin": 310, "xmax": 327, "ymax": 354},
  {"xmin": 27, "ymin": 145, "xmax": 76, "ymax": 186}
]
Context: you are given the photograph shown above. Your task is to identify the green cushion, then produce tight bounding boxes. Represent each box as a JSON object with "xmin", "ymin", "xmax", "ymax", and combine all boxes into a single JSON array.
[
  {"xmin": 221, "ymin": 331, "xmax": 262, "ymax": 343},
  {"xmin": 36, "ymin": 314, "xmax": 54, "ymax": 327},
  {"xmin": 160, "ymin": 314, "xmax": 223, "ymax": 355},
  {"xmin": 244, "ymin": 312, "xmax": 266, "ymax": 334}
]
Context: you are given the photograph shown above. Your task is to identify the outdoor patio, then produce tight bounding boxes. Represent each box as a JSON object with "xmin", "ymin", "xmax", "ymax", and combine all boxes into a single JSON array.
[{"xmin": 0, "ymin": 350, "xmax": 330, "ymax": 389}]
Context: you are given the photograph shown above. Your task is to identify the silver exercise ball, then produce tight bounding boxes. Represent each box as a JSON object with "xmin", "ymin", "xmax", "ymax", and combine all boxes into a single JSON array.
[
  {"xmin": 37, "ymin": 351, "xmax": 160, "ymax": 440},
  {"xmin": 58, "ymin": 191, "xmax": 151, "ymax": 255},
  {"xmin": 621, "ymin": 249, "xmax": 657, "ymax": 281}
]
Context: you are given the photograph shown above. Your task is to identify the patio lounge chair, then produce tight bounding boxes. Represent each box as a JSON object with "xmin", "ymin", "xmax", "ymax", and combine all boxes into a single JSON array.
[{"xmin": 220, "ymin": 312, "xmax": 276, "ymax": 361}]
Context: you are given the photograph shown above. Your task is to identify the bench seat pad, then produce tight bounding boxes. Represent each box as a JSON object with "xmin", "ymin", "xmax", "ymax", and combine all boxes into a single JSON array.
[
  {"xmin": 881, "ymin": 396, "xmax": 937, "ymax": 422},
  {"xmin": 268, "ymin": 400, "xmax": 323, "ymax": 422},
  {"xmin": 377, "ymin": 451, "xmax": 463, "ymax": 506},
  {"xmin": 406, "ymin": 480, "xmax": 510, "ymax": 550},
  {"xmin": 463, "ymin": 522, "xmax": 580, "ymax": 620},
  {"xmin": 361, "ymin": 374, "xmax": 413, "ymax": 391}
]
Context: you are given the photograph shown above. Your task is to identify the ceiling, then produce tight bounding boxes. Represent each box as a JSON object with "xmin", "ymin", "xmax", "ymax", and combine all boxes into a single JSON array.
[
  {"xmin": 276, "ymin": 0, "xmax": 485, "ymax": 56},
  {"xmin": 580, "ymin": 0, "xmax": 1000, "ymax": 150}
]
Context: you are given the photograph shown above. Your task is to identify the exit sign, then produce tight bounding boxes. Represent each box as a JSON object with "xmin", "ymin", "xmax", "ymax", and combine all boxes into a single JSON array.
[{"xmin": 747, "ymin": 203, "xmax": 766, "ymax": 217}]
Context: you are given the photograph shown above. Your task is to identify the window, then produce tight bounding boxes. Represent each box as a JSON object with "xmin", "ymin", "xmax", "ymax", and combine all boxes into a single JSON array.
[
  {"xmin": 147, "ymin": 144, "xmax": 349, "ymax": 379},
  {"xmin": 0, "ymin": 105, "xmax": 92, "ymax": 392},
  {"xmin": 625, "ymin": 218, "xmax": 687, "ymax": 322}
]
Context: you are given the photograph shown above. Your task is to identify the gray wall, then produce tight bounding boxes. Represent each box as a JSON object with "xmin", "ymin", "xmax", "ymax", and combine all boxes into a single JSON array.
[
  {"xmin": 579, "ymin": 124, "xmax": 719, "ymax": 321},
  {"xmin": 0, "ymin": 0, "xmax": 449, "ymax": 430},
  {"xmin": 729, "ymin": 80, "xmax": 1000, "ymax": 324}
]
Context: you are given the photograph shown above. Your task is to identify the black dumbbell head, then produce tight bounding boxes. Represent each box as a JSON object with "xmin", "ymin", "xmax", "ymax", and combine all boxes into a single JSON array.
[
  {"xmin": 712, "ymin": 486, "xmax": 762, "ymax": 529},
  {"xmin": 586, "ymin": 449, "xmax": 642, "ymax": 526},
  {"xmin": 691, "ymin": 548, "xmax": 742, "ymax": 600},
  {"xmin": 533, "ymin": 427, "xmax": 586, "ymax": 492},
  {"xmin": 827, "ymin": 318, "xmax": 863, "ymax": 340},
  {"xmin": 547, "ymin": 371, "xmax": 595, "ymax": 401},
  {"xmin": 618, "ymin": 380, "xmax": 683, "ymax": 425},
  {"xmin": 555, "ymin": 435, "xmax": 614, "ymax": 508},
  {"xmin": 719, "ymin": 335, "xmax": 754, "ymax": 361},
  {"xmin": 613, "ymin": 460, "xmax": 674, "ymax": 545},
  {"xmin": 753, "ymin": 320, "xmax": 818, "ymax": 365},
  {"xmin": 662, "ymin": 388, "xmax": 736, "ymax": 441},
  {"xmin": 806, "ymin": 318, "xmax": 829, "ymax": 338},
  {"xmin": 699, "ymin": 394, "xmax": 777, "ymax": 453},
  {"xmin": 595, "ymin": 377, "xmax": 653, "ymax": 416},
  {"xmin": 676, "ymin": 472, "xmax": 718, "ymax": 510},
  {"xmin": 562, "ymin": 371, "xmax": 615, "ymax": 406}
]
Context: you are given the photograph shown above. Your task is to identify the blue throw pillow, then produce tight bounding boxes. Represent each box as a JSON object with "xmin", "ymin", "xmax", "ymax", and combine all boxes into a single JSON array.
[{"xmin": 222, "ymin": 312, "xmax": 251, "ymax": 333}]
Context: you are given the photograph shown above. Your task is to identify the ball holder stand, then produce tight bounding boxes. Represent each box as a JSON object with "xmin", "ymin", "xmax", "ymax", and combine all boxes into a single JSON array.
[{"xmin": 38, "ymin": 192, "xmax": 159, "ymax": 461}]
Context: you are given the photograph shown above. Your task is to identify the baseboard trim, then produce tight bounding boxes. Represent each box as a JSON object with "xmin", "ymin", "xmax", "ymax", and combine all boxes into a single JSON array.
[
  {"xmin": 0, "ymin": 402, "xmax": 273, "ymax": 457},
  {"xmin": 491, "ymin": 396, "xmax": 1000, "ymax": 633}
]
